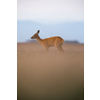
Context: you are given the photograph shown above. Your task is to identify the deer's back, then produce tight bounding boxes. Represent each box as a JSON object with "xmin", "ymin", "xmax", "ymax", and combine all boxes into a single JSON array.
[{"xmin": 42, "ymin": 36, "xmax": 64, "ymax": 47}]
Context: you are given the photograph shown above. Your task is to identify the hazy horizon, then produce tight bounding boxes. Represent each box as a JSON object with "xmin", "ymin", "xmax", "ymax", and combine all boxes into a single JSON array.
[{"xmin": 17, "ymin": 20, "xmax": 84, "ymax": 43}]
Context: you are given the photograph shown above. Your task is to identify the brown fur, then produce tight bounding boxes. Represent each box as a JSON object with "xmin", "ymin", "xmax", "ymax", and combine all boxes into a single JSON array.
[{"xmin": 31, "ymin": 30, "xmax": 64, "ymax": 53}]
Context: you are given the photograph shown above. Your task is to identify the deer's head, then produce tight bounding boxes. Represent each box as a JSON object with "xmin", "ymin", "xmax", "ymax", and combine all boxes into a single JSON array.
[{"xmin": 31, "ymin": 30, "xmax": 40, "ymax": 39}]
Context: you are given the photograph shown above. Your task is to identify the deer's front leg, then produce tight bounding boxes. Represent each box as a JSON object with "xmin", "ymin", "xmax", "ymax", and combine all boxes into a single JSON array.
[{"xmin": 45, "ymin": 47, "xmax": 49, "ymax": 54}]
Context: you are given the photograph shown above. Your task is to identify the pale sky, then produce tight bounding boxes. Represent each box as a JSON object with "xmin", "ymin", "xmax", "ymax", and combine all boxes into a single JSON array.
[{"xmin": 17, "ymin": 0, "xmax": 84, "ymax": 24}]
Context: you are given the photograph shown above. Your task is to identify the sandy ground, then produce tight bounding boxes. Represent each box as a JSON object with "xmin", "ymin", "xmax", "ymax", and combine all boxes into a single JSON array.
[{"xmin": 17, "ymin": 42, "xmax": 84, "ymax": 100}]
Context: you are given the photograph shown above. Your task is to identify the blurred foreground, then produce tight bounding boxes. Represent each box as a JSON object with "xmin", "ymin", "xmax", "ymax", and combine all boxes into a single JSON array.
[{"xmin": 17, "ymin": 43, "xmax": 84, "ymax": 100}]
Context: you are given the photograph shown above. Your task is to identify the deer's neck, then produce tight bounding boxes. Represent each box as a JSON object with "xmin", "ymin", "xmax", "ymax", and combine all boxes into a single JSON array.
[{"xmin": 36, "ymin": 35, "xmax": 42, "ymax": 44}]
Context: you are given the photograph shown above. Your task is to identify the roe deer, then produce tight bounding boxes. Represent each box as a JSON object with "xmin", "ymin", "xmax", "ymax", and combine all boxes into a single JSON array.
[{"xmin": 31, "ymin": 30, "xmax": 64, "ymax": 53}]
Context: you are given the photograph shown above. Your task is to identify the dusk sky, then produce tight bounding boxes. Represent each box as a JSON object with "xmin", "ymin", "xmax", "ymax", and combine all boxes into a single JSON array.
[{"xmin": 17, "ymin": 0, "xmax": 84, "ymax": 43}]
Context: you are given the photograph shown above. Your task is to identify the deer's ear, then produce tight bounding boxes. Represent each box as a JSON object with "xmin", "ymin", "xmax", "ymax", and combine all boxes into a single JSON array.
[{"xmin": 37, "ymin": 30, "xmax": 40, "ymax": 34}]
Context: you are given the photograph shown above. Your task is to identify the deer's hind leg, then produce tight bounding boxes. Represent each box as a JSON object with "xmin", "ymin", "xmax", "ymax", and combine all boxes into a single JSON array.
[
  {"xmin": 59, "ymin": 46, "xmax": 64, "ymax": 54},
  {"xmin": 56, "ymin": 46, "xmax": 61, "ymax": 53},
  {"xmin": 55, "ymin": 42, "xmax": 64, "ymax": 54},
  {"xmin": 55, "ymin": 45, "xmax": 64, "ymax": 54}
]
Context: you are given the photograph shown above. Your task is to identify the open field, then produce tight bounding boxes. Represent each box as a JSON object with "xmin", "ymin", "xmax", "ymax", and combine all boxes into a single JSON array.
[{"xmin": 17, "ymin": 43, "xmax": 84, "ymax": 100}]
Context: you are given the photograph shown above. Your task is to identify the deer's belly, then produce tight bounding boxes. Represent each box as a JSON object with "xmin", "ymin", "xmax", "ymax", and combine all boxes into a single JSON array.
[{"xmin": 42, "ymin": 43, "xmax": 54, "ymax": 47}]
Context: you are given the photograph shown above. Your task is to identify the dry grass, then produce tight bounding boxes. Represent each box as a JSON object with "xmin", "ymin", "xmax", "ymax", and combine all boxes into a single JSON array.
[{"xmin": 17, "ymin": 43, "xmax": 84, "ymax": 100}]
